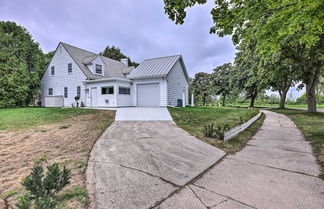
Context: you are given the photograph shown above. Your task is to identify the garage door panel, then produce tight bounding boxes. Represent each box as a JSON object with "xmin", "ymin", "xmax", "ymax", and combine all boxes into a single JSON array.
[{"xmin": 137, "ymin": 83, "xmax": 160, "ymax": 107}]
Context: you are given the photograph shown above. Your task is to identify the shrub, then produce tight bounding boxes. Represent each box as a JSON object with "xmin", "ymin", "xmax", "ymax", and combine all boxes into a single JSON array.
[
  {"xmin": 202, "ymin": 123, "xmax": 215, "ymax": 137},
  {"xmin": 15, "ymin": 163, "xmax": 71, "ymax": 209},
  {"xmin": 214, "ymin": 124, "xmax": 230, "ymax": 141}
]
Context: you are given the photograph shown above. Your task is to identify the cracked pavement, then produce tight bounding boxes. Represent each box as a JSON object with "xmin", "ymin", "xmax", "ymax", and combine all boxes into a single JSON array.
[
  {"xmin": 86, "ymin": 121, "xmax": 225, "ymax": 209},
  {"xmin": 86, "ymin": 111, "xmax": 324, "ymax": 209}
]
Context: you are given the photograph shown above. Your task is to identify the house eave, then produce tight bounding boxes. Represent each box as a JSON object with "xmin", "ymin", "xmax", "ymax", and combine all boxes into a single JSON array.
[
  {"xmin": 84, "ymin": 77, "xmax": 132, "ymax": 84},
  {"xmin": 127, "ymin": 75, "xmax": 165, "ymax": 80}
]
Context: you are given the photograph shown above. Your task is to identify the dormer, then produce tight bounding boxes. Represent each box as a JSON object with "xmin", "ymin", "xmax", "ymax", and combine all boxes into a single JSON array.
[{"xmin": 84, "ymin": 55, "xmax": 105, "ymax": 76}]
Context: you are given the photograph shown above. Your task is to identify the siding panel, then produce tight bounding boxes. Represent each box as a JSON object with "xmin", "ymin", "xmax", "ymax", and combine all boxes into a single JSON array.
[
  {"xmin": 116, "ymin": 81, "xmax": 132, "ymax": 107},
  {"xmin": 86, "ymin": 81, "xmax": 117, "ymax": 107},
  {"xmin": 167, "ymin": 60, "xmax": 189, "ymax": 106},
  {"xmin": 41, "ymin": 44, "xmax": 87, "ymax": 107}
]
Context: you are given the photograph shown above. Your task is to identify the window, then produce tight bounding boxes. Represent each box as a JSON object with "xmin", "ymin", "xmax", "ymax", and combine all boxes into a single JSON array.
[
  {"xmin": 101, "ymin": 86, "xmax": 114, "ymax": 95},
  {"xmin": 68, "ymin": 63, "xmax": 72, "ymax": 73},
  {"xmin": 64, "ymin": 87, "xmax": 68, "ymax": 98},
  {"xmin": 77, "ymin": 86, "xmax": 81, "ymax": 97},
  {"xmin": 51, "ymin": 66, "xmax": 55, "ymax": 75},
  {"xmin": 95, "ymin": 64, "xmax": 102, "ymax": 74},
  {"xmin": 119, "ymin": 87, "xmax": 130, "ymax": 95},
  {"xmin": 48, "ymin": 88, "xmax": 53, "ymax": 95}
]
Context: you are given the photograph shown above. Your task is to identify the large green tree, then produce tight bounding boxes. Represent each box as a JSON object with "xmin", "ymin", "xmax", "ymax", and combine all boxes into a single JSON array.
[
  {"xmin": 211, "ymin": 63, "xmax": 232, "ymax": 106},
  {"xmin": 100, "ymin": 45, "xmax": 139, "ymax": 67},
  {"xmin": 232, "ymin": 40, "xmax": 266, "ymax": 107},
  {"xmin": 260, "ymin": 50, "xmax": 298, "ymax": 109},
  {"xmin": 0, "ymin": 21, "xmax": 46, "ymax": 108},
  {"xmin": 164, "ymin": 0, "xmax": 324, "ymax": 112},
  {"xmin": 190, "ymin": 72, "xmax": 212, "ymax": 106}
]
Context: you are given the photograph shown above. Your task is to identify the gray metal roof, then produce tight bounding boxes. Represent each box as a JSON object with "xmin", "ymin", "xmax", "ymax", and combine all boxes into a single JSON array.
[
  {"xmin": 61, "ymin": 43, "xmax": 128, "ymax": 80},
  {"xmin": 127, "ymin": 55, "xmax": 183, "ymax": 79}
]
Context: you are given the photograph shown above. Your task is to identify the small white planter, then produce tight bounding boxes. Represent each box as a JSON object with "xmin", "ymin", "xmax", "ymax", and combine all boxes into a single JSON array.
[{"xmin": 224, "ymin": 112, "xmax": 262, "ymax": 142}]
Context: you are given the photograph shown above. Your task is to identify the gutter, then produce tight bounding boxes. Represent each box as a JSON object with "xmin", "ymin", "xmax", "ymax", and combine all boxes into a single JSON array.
[{"xmin": 84, "ymin": 77, "xmax": 132, "ymax": 84}]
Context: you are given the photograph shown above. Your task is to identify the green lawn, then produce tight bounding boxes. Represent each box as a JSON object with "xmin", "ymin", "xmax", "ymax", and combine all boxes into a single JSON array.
[
  {"xmin": 270, "ymin": 109, "xmax": 324, "ymax": 179},
  {"xmin": 0, "ymin": 107, "xmax": 100, "ymax": 130},
  {"xmin": 168, "ymin": 106, "xmax": 264, "ymax": 153},
  {"xmin": 1, "ymin": 107, "xmax": 115, "ymax": 208}
]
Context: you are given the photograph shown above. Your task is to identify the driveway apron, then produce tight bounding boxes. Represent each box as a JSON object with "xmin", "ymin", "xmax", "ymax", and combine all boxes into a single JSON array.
[{"xmin": 86, "ymin": 108, "xmax": 226, "ymax": 209}]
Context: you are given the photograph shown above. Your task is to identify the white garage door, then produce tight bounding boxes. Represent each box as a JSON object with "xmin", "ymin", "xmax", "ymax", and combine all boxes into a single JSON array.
[{"xmin": 137, "ymin": 83, "xmax": 160, "ymax": 107}]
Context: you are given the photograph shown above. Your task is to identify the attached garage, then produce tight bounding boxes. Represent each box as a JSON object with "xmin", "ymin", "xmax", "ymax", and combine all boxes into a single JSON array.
[
  {"xmin": 137, "ymin": 83, "xmax": 160, "ymax": 107},
  {"xmin": 128, "ymin": 55, "xmax": 189, "ymax": 107}
]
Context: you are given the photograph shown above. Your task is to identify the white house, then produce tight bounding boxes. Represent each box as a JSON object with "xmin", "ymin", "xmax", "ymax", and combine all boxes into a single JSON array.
[{"xmin": 41, "ymin": 42, "xmax": 189, "ymax": 107}]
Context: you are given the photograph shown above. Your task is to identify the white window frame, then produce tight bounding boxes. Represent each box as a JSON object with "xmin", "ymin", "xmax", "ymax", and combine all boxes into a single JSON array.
[
  {"xmin": 50, "ymin": 66, "xmax": 55, "ymax": 75},
  {"xmin": 64, "ymin": 87, "xmax": 68, "ymax": 98},
  {"xmin": 119, "ymin": 86, "xmax": 130, "ymax": 95},
  {"xmin": 77, "ymin": 86, "xmax": 81, "ymax": 97},
  {"xmin": 95, "ymin": 64, "xmax": 102, "ymax": 74},
  {"xmin": 101, "ymin": 86, "xmax": 114, "ymax": 95},
  {"xmin": 68, "ymin": 63, "xmax": 72, "ymax": 73},
  {"xmin": 48, "ymin": 88, "xmax": 53, "ymax": 96}
]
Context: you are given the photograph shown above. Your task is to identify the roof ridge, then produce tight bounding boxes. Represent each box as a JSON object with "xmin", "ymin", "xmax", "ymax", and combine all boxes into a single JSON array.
[
  {"xmin": 61, "ymin": 42, "xmax": 125, "ymax": 64},
  {"xmin": 60, "ymin": 42, "xmax": 97, "ymax": 55},
  {"xmin": 99, "ymin": 54, "xmax": 121, "ymax": 63},
  {"xmin": 144, "ymin": 54, "xmax": 181, "ymax": 61}
]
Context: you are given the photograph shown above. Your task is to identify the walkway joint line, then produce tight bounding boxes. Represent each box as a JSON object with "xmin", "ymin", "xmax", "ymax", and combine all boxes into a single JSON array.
[
  {"xmin": 227, "ymin": 157, "xmax": 319, "ymax": 178},
  {"xmin": 149, "ymin": 154, "xmax": 228, "ymax": 208}
]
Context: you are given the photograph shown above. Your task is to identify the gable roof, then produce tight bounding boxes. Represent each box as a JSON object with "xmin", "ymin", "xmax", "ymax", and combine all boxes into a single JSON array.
[
  {"xmin": 127, "ymin": 55, "xmax": 189, "ymax": 82},
  {"xmin": 100, "ymin": 56, "xmax": 130, "ymax": 78},
  {"xmin": 60, "ymin": 42, "xmax": 129, "ymax": 80}
]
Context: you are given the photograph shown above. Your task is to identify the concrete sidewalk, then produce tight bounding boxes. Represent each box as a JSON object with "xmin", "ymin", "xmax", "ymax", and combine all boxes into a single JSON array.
[{"xmin": 157, "ymin": 110, "xmax": 324, "ymax": 209}]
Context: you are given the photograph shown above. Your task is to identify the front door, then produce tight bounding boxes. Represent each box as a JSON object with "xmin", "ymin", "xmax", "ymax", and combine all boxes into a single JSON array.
[{"xmin": 90, "ymin": 87, "xmax": 97, "ymax": 107}]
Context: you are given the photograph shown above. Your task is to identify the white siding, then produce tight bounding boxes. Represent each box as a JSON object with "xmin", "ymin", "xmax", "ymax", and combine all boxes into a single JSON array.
[
  {"xmin": 116, "ymin": 81, "xmax": 132, "ymax": 107},
  {"xmin": 131, "ymin": 78, "xmax": 167, "ymax": 106},
  {"xmin": 85, "ymin": 81, "xmax": 117, "ymax": 107},
  {"xmin": 166, "ymin": 60, "xmax": 189, "ymax": 106},
  {"xmin": 41, "ymin": 44, "xmax": 87, "ymax": 107}
]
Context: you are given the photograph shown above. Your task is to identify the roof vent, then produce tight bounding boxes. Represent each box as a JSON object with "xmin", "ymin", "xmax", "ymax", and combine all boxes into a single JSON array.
[{"xmin": 120, "ymin": 58, "xmax": 128, "ymax": 67}]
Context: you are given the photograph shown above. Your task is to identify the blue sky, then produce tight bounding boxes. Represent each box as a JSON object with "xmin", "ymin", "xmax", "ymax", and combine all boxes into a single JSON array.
[{"xmin": 0, "ymin": 0, "xmax": 304, "ymax": 98}]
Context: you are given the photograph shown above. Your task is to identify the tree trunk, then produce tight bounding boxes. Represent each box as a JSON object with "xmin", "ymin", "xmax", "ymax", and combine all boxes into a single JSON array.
[
  {"xmin": 305, "ymin": 68, "xmax": 320, "ymax": 113},
  {"xmin": 278, "ymin": 87, "xmax": 290, "ymax": 109},
  {"xmin": 306, "ymin": 83, "xmax": 317, "ymax": 112},
  {"xmin": 222, "ymin": 95, "xmax": 226, "ymax": 106},
  {"xmin": 249, "ymin": 89, "xmax": 258, "ymax": 107},
  {"xmin": 249, "ymin": 96, "xmax": 256, "ymax": 107},
  {"xmin": 202, "ymin": 93, "xmax": 206, "ymax": 106},
  {"xmin": 279, "ymin": 94, "xmax": 286, "ymax": 109}
]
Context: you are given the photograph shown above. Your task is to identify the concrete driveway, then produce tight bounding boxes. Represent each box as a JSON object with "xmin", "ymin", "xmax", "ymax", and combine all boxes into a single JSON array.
[
  {"xmin": 115, "ymin": 107, "xmax": 173, "ymax": 121},
  {"xmin": 86, "ymin": 121, "xmax": 225, "ymax": 209}
]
